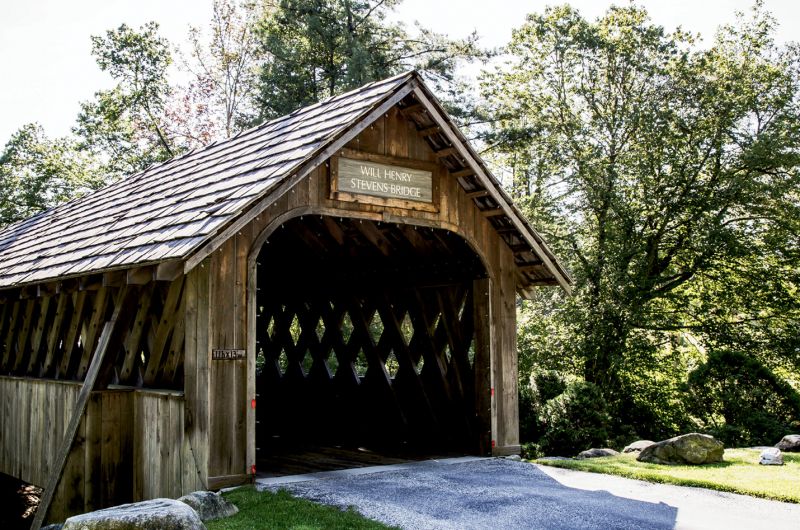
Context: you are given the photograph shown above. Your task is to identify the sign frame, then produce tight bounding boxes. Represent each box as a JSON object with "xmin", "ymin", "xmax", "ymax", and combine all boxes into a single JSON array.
[
  {"xmin": 212, "ymin": 349, "xmax": 246, "ymax": 361},
  {"xmin": 329, "ymin": 149, "xmax": 440, "ymax": 213}
]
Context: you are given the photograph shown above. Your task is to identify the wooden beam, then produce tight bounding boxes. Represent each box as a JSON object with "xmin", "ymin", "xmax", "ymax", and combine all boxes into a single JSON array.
[
  {"xmin": 36, "ymin": 282, "xmax": 57, "ymax": 298},
  {"xmin": 511, "ymin": 244, "xmax": 535, "ymax": 254},
  {"xmin": 417, "ymin": 125, "xmax": 441, "ymax": 136},
  {"xmin": 465, "ymin": 189, "xmax": 489, "ymax": 199},
  {"xmin": 481, "ymin": 208, "xmax": 506, "ymax": 217},
  {"xmin": 353, "ymin": 220, "xmax": 393, "ymax": 257},
  {"xmin": 126, "ymin": 266, "xmax": 154, "ymax": 285},
  {"xmin": 103, "ymin": 270, "xmax": 125, "ymax": 287},
  {"xmin": 156, "ymin": 260, "xmax": 183, "ymax": 282},
  {"xmin": 434, "ymin": 146, "xmax": 458, "ymax": 158},
  {"xmin": 517, "ymin": 262, "xmax": 544, "ymax": 272},
  {"xmin": 31, "ymin": 288, "xmax": 127, "ymax": 530},
  {"xmin": 399, "ymin": 102, "xmax": 424, "ymax": 116},
  {"xmin": 450, "ymin": 168, "xmax": 475, "ymax": 179}
]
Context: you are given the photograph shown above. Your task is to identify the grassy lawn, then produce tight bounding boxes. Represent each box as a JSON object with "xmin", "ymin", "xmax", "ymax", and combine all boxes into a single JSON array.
[
  {"xmin": 206, "ymin": 487, "xmax": 395, "ymax": 530},
  {"xmin": 535, "ymin": 448, "xmax": 800, "ymax": 503}
]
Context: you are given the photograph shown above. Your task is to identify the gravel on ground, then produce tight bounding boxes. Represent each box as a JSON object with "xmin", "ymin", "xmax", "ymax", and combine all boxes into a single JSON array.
[{"xmin": 257, "ymin": 457, "xmax": 800, "ymax": 530}]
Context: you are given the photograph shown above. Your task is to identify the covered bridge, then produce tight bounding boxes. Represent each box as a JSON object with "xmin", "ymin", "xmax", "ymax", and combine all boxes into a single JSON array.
[{"xmin": 0, "ymin": 71, "xmax": 570, "ymax": 524}]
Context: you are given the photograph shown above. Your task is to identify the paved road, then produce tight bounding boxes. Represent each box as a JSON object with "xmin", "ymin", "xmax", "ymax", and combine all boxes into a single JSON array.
[{"xmin": 257, "ymin": 457, "xmax": 800, "ymax": 530}]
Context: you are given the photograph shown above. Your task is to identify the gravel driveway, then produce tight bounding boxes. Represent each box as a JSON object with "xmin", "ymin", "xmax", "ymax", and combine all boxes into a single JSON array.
[{"xmin": 257, "ymin": 457, "xmax": 800, "ymax": 530}]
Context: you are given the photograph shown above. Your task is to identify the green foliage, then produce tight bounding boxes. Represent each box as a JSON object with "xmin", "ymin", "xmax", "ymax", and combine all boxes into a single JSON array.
[
  {"xmin": 519, "ymin": 369, "xmax": 569, "ymax": 449},
  {"xmin": 252, "ymin": 0, "xmax": 485, "ymax": 121},
  {"xmin": 485, "ymin": 2, "xmax": 800, "ymax": 442},
  {"xmin": 0, "ymin": 124, "xmax": 104, "ymax": 228},
  {"xmin": 209, "ymin": 487, "xmax": 396, "ymax": 529},
  {"xmin": 537, "ymin": 381, "xmax": 611, "ymax": 456},
  {"xmin": 687, "ymin": 350, "xmax": 800, "ymax": 446},
  {"xmin": 75, "ymin": 22, "xmax": 180, "ymax": 177}
]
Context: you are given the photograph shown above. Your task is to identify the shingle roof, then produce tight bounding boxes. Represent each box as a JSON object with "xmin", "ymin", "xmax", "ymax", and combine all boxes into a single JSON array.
[
  {"xmin": 0, "ymin": 71, "xmax": 571, "ymax": 293},
  {"xmin": 0, "ymin": 72, "xmax": 414, "ymax": 288}
]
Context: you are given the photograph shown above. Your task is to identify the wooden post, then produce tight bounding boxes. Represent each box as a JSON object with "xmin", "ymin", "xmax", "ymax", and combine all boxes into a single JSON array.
[{"xmin": 31, "ymin": 289, "xmax": 126, "ymax": 530}]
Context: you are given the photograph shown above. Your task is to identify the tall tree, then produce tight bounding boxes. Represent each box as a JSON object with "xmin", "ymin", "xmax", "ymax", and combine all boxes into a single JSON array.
[
  {"xmin": 0, "ymin": 124, "xmax": 104, "ymax": 227},
  {"xmin": 173, "ymin": 0, "xmax": 265, "ymax": 144},
  {"xmin": 253, "ymin": 0, "xmax": 485, "ymax": 121},
  {"xmin": 74, "ymin": 22, "xmax": 179, "ymax": 178},
  {"xmin": 482, "ymin": 3, "xmax": 800, "ymax": 436}
]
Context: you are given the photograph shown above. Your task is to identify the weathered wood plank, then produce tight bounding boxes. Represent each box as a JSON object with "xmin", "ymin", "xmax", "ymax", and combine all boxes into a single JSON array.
[{"xmin": 31, "ymin": 287, "xmax": 127, "ymax": 530}]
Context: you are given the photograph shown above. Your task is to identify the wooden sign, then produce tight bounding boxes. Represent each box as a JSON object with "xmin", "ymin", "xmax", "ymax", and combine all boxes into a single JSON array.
[
  {"xmin": 212, "ymin": 349, "xmax": 246, "ymax": 360},
  {"xmin": 336, "ymin": 157, "xmax": 432, "ymax": 203}
]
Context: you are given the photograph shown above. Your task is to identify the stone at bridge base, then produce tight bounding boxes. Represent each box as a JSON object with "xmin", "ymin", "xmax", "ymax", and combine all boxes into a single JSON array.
[{"xmin": 62, "ymin": 498, "xmax": 205, "ymax": 530}]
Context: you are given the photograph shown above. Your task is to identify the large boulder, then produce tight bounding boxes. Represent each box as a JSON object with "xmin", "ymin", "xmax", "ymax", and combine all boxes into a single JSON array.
[
  {"xmin": 623, "ymin": 440, "xmax": 655, "ymax": 453},
  {"xmin": 637, "ymin": 433, "xmax": 724, "ymax": 465},
  {"xmin": 62, "ymin": 498, "xmax": 205, "ymax": 530},
  {"xmin": 577, "ymin": 448, "xmax": 619, "ymax": 459},
  {"xmin": 178, "ymin": 491, "xmax": 238, "ymax": 521},
  {"xmin": 759, "ymin": 447, "xmax": 784, "ymax": 466},
  {"xmin": 775, "ymin": 434, "xmax": 800, "ymax": 452}
]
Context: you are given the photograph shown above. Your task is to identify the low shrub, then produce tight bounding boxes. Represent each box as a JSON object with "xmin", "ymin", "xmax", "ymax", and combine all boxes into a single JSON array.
[{"xmin": 537, "ymin": 380, "xmax": 611, "ymax": 456}]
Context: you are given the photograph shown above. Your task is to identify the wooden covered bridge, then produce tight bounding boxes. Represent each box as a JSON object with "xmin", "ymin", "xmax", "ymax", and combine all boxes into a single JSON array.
[{"xmin": 0, "ymin": 71, "xmax": 570, "ymax": 524}]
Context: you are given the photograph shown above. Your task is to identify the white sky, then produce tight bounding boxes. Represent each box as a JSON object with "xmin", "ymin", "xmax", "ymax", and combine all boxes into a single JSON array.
[{"xmin": 0, "ymin": 0, "xmax": 797, "ymax": 145}]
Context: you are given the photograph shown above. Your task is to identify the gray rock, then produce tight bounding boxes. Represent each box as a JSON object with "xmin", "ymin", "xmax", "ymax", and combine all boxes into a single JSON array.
[
  {"xmin": 178, "ymin": 490, "xmax": 238, "ymax": 521},
  {"xmin": 775, "ymin": 434, "xmax": 800, "ymax": 452},
  {"xmin": 623, "ymin": 440, "xmax": 655, "ymax": 453},
  {"xmin": 577, "ymin": 448, "xmax": 620, "ymax": 459},
  {"xmin": 502, "ymin": 454, "xmax": 522, "ymax": 462},
  {"xmin": 62, "ymin": 498, "xmax": 205, "ymax": 530},
  {"xmin": 637, "ymin": 433, "xmax": 724, "ymax": 465},
  {"xmin": 759, "ymin": 447, "xmax": 784, "ymax": 466}
]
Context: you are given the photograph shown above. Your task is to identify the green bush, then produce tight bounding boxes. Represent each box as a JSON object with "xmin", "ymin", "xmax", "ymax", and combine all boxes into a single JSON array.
[
  {"xmin": 519, "ymin": 370, "xmax": 569, "ymax": 443},
  {"xmin": 537, "ymin": 380, "xmax": 611, "ymax": 456},
  {"xmin": 686, "ymin": 350, "xmax": 800, "ymax": 446}
]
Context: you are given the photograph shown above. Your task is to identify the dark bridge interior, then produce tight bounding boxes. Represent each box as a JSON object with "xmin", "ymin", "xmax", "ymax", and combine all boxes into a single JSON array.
[{"xmin": 254, "ymin": 215, "xmax": 487, "ymax": 473}]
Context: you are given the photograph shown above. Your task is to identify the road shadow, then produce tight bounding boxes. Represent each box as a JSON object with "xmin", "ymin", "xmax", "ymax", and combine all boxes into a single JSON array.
[{"xmin": 261, "ymin": 457, "xmax": 678, "ymax": 529}]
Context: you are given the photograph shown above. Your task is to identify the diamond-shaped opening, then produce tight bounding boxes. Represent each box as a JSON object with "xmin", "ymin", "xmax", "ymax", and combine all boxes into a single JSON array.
[
  {"xmin": 266, "ymin": 316, "xmax": 275, "ymax": 338},
  {"xmin": 302, "ymin": 349, "xmax": 313, "ymax": 376},
  {"xmin": 415, "ymin": 354, "xmax": 425, "ymax": 374},
  {"xmin": 341, "ymin": 313, "xmax": 354, "ymax": 343},
  {"xmin": 355, "ymin": 348, "xmax": 368, "ymax": 377},
  {"xmin": 326, "ymin": 353, "xmax": 339, "ymax": 376},
  {"xmin": 289, "ymin": 314, "xmax": 301, "ymax": 346},
  {"xmin": 256, "ymin": 348, "xmax": 265, "ymax": 376},
  {"xmin": 467, "ymin": 338, "xmax": 476, "ymax": 368},
  {"xmin": 368, "ymin": 311, "xmax": 384, "ymax": 344},
  {"xmin": 400, "ymin": 312, "xmax": 414, "ymax": 346},
  {"xmin": 385, "ymin": 350, "xmax": 399, "ymax": 378},
  {"xmin": 278, "ymin": 348, "xmax": 289, "ymax": 375},
  {"xmin": 443, "ymin": 344, "xmax": 452, "ymax": 365},
  {"xmin": 315, "ymin": 318, "xmax": 326, "ymax": 342}
]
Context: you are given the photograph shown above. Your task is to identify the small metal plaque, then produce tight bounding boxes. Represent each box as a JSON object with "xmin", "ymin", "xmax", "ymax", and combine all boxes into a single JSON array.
[
  {"xmin": 336, "ymin": 157, "xmax": 432, "ymax": 203},
  {"xmin": 212, "ymin": 349, "xmax": 246, "ymax": 360}
]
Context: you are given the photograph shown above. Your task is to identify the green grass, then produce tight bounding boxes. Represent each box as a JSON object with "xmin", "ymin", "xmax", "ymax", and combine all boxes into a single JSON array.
[
  {"xmin": 535, "ymin": 448, "xmax": 800, "ymax": 503},
  {"xmin": 206, "ymin": 487, "xmax": 396, "ymax": 530}
]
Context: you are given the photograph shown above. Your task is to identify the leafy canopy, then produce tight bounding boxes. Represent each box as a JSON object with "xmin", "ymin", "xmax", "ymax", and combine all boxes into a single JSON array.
[{"xmin": 483, "ymin": 2, "xmax": 800, "ymax": 443}]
